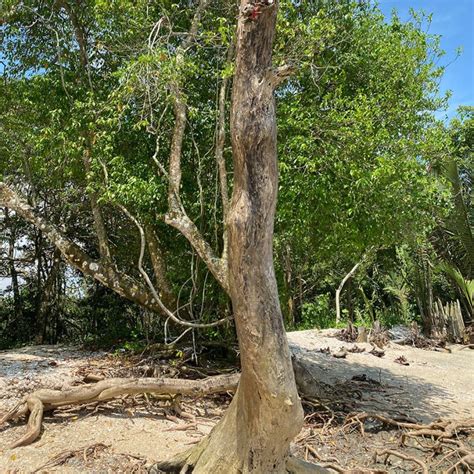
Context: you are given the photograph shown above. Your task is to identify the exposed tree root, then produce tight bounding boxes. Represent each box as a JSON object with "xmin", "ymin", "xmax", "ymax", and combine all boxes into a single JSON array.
[
  {"xmin": 432, "ymin": 439, "xmax": 473, "ymax": 470},
  {"xmin": 0, "ymin": 373, "xmax": 239, "ymax": 448},
  {"xmin": 37, "ymin": 443, "xmax": 110, "ymax": 471},
  {"xmin": 0, "ymin": 350, "xmax": 342, "ymax": 450},
  {"xmin": 374, "ymin": 449, "xmax": 428, "ymax": 474},
  {"xmin": 151, "ymin": 452, "xmax": 331, "ymax": 473},
  {"xmin": 3, "ymin": 376, "xmax": 473, "ymax": 473},
  {"xmin": 146, "ymin": 391, "xmax": 330, "ymax": 473},
  {"xmin": 345, "ymin": 411, "xmax": 474, "ymax": 442},
  {"xmin": 402, "ymin": 419, "xmax": 474, "ymax": 443},
  {"xmin": 343, "ymin": 412, "xmax": 474, "ymax": 473},
  {"xmin": 444, "ymin": 453, "xmax": 474, "ymax": 473},
  {"xmin": 11, "ymin": 396, "xmax": 43, "ymax": 448}
]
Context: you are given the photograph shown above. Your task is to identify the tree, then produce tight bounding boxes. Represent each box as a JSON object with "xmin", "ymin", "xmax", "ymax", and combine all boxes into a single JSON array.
[
  {"xmin": 0, "ymin": 0, "xmax": 232, "ymax": 329},
  {"xmin": 160, "ymin": 0, "xmax": 304, "ymax": 469},
  {"xmin": 0, "ymin": 0, "xmax": 460, "ymax": 470},
  {"xmin": 0, "ymin": 1, "xmax": 313, "ymax": 471},
  {"xmin": 1, "ymin": 1, "xmax": 451, "ymax": 331},
  {"xmin": 274, "ymin": 3, "xmax": 450, "ymax": 325}
]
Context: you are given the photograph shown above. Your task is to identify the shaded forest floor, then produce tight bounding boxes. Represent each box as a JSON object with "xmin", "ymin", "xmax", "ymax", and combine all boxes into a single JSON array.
[{"xmin": 0, "ymin": 330, "xmax": 473, "ymax": 473}]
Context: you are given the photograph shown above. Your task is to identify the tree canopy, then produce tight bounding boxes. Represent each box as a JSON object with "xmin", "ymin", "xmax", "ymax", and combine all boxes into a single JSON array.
[{"xmin": 0, "ymin": 0, "xmax": 470, "ymax": 343}]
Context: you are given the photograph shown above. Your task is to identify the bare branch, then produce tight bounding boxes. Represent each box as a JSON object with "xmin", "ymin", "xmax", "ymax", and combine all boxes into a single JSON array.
[
  {"xmin": 120, "ymin": 205, "xmax": 232, "ymax": 328},
  {"xmin": 167, "ymin": 0, "xmax": 210, "ymax": 208},
  {"xmin": 164, "ymin": 0, "xmax": 229, "ymax": 292}
]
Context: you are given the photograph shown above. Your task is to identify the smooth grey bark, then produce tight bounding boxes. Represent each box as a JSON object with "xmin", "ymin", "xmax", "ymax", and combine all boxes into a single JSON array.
[
  {"xmin": 335, "ymin": 248, "xmax": 375, "ymax": 324},
  {"xmin": 335, "ymin": 261, "xmax": 361, "ymax": 324}
]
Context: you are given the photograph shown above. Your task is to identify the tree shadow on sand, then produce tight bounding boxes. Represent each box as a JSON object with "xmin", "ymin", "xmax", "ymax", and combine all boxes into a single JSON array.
[{"xmin": 290, "ymin": 341, "xmax": 472, "ymax": 423}]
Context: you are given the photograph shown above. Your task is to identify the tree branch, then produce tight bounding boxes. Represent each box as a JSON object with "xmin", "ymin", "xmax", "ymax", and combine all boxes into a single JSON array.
[
  {"xmin": 145, "ymin": 224, "xmax": 176, "ymax": 309},
  {"xmin": 56, "ymin": 0, "xmax": 94, "ymax": 90},
  {"xmin": 165, "ymin": 211, "xmax": 230, "ymax": 294},
  {"xmin": 267, "ymin": 64, "xmax": 296, "ymax": 88},
  {"xmin": 120, "ymin": 205, "xmax": 232, "ymax": 328},
  {"xmin": 0, "ymin": 182, "xmax": 162, "ymax": 315},
  {"xmin": 82, "ymin": 143, "xmax": 113, "ymax": 263},
  {"xmin": 335, "ymin": 248, "xmax": 375, "ymax": 323},
  {"xmin": 215, "ymin": 40, "xmax": 235, "ymax": 263},
  {"xmin": 57, "ymin": 0, "xmax": 114, "ymax": 265},
  {"xmin": 164, "ymin": 0, "xmax": 229, "ymax": 292}
]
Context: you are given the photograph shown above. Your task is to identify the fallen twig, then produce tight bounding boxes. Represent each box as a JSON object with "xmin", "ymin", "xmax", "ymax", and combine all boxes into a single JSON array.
[
  {"xmin": 36, "ymin": 443, "xmax": 109, "ymax": 470},
  {"xmin": 374, "ymin": 449, "xmax": 428, "ymax": 474}
]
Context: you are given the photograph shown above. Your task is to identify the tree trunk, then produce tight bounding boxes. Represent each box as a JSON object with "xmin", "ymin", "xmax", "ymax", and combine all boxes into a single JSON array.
[
  {"xmin": 283, "ymin": 244, "xmax": 295, "ymax": 326},
  {"xmin": 5, "ymin": 208, "xmax": 22, "ymax": 323},
  {"xmin": 35, "ymin": 249, "xmax": 62, "ymax": 344},
  {"xmin": 157, "ymin": 2, "xmax": 303, "ymax": 472},
  {"xmin": 336, "ymin": 249, "xmax": 374, "ymax": 324},
  {"xmin": 335, "ymin": 261, "xmax": 361, "ymax": 324},
  {"xmin": 145, "ymin": 225, "xmax": 177, "ymax": 310},
  {"xmin": 83, "ymin": 145, "xmax": 112, "ymax": 263},
  {"xmin": 347, "ymin": 278, "xmax": 354, "ymax": 323}
]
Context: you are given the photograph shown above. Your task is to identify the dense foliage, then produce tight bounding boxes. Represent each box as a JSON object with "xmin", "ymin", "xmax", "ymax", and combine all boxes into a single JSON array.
[{"xmin": 0, "ymin": 0, "xmax": 472, "ymax": 348}]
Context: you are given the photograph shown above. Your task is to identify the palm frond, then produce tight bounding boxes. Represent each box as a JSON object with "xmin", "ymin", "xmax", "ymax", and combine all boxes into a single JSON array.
[
  {"xmin": 441, "ymin": 158, "xmax": 474, "ymax": 278},
  {"xmin": 438, "ymin": 261, "xmax": 473, "ymax": 316}
]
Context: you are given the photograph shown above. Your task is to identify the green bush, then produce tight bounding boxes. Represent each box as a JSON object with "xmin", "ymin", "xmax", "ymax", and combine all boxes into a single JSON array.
[{"xmin": 299, "ymin": 293, "xmax": 336, "ymax": 330}]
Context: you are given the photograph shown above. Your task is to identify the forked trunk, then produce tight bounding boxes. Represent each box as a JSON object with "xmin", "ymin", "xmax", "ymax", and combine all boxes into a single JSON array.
[{"xmin": 164, "ymin": 1, "xmax": 303, "ymax": 472}]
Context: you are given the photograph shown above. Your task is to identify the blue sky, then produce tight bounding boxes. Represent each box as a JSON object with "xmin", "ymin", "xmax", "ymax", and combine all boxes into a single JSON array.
[{"xmin": 378, "ymin": 0, "xmax": 473, "ymax": 121}]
